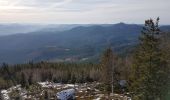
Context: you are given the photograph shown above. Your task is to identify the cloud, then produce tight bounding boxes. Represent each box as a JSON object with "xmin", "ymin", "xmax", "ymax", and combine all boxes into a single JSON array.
[
  {"xmin": 0, "ymin": 0, "xmax": 170, "ymax": 24},
  {"xmin": 17, "ymin": 0, "xmax": 72, "ymax": 7},
  {"xmin": 0, "ymin": 0, "xmax": 73, "ymax": 9}
]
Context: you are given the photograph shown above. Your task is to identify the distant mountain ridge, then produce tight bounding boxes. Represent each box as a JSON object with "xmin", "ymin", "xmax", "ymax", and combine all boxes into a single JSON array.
[{"xmin": 0, "ymin": 23, "xmax": 170, "ymax": 64}]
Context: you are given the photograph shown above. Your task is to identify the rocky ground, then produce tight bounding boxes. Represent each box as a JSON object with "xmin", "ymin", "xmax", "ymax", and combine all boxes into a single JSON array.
[{"xmin": 1, "ymin": 82, "xmax": 131, "ymax": 100}]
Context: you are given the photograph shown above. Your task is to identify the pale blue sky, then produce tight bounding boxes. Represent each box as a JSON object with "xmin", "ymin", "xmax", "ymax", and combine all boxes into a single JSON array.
[{"xmin": 0, "ymin": 0, "xmax": 169, "ymax": 24}]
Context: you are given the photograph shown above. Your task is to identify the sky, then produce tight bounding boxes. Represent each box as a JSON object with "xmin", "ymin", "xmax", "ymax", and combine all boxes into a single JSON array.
[{"xmin": 0, "ymin": 0, "xmax": 170, "ymax": 24}]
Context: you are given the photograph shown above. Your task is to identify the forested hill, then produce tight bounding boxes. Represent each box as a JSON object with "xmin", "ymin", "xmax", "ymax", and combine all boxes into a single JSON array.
[{"xmin": 0, "ymin": 23, "xmax": 170, "ymax": 64}]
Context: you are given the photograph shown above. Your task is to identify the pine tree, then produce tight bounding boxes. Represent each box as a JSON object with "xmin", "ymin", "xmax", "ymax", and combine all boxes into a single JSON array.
[
  {"xmin": 130, "ymin": 18, "xmax": 169, "ymax": 100},
  {"xmin": 101, "ymin": 48, "xmax": 113, "ymax": 93},
  {"xmin": 2, "ymin": 63, "xmax": 16, "ymax": 85},
  {"xmin": 21, "ymin": 72, "xmax": 28, "ymax": 88},
  {"xmin": 71, "ymin": 74, "xmax": 76, "ymax": 84},
  {"xmin": 161, "ymin": 32, "xmax": 170, "ymax": 100},
  {"xmin": 28, "ymin": 73, "xmax": 33, "ymax": 85}
]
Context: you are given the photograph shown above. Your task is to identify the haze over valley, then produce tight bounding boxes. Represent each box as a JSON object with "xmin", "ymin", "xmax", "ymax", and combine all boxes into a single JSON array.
[{"xmin": 0, "ymin": 0, "xmax": 170, "ymax": 100}]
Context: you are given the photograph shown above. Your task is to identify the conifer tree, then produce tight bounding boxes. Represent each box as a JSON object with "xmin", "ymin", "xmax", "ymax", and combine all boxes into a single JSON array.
[
  {"xmin": 101, "ymin": 48, "xmax": 113, "ymax": 93},
  {"xmin": 130, "ymin": 18, "xmax": 169, "ymax": 100},
  {"xmin": 28, "ymin": 73, "xmax": 33, "ymax": 85},
  {"xmin": 21, "ymin": 72, "xmax": 28, "ymax": 88}
]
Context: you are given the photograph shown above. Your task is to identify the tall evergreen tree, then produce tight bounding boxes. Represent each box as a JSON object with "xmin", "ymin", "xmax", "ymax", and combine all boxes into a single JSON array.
[
  {"xmin": 101, "ymin": 48, "xmax": 113, "ymax": 93},
  {"xmin": 28, "ymin": 73, "xmax": 33, "ymax": 85},
  {"xmin": 2, "ymin": 63, "xmax": 16, "ymax": 86},
  {"xmin": 130, "ymin": 18, "xmax": 169, "ymax": 100},
  {"xmin": 21, "ymin": 72, "xmax": 28, "ymax": 88},
  {"xmin": 161, "ymin": 32, "xmax": 170, "ymax": 100}
]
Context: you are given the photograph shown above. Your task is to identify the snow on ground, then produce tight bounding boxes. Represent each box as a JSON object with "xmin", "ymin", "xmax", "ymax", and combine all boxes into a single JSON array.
[
  {"xmin": 1, "ymin": 82, "xmax": 132, "ymax": 100},
  {"xmin": 1, "ymin": 90, "xmax": 10, "ymax": 100},
  {"xmin": 93, "ymin": 98, "xmax": 101, "ymax": 100},
  {"xmin": 38, "ymin": 81, "xmax": 69, "ymax": 88},
  {"xmin": 0, "ymin": 85, "xmax": 22, "ymax": 100},
  {"xmin": 38, "ymin": 81, "xmax": 79, "ymax": 90}
]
